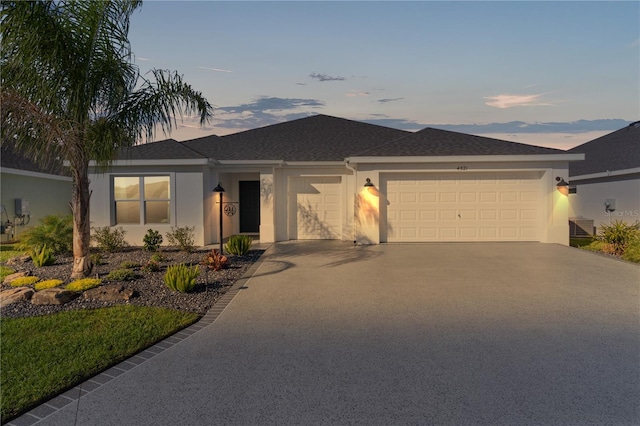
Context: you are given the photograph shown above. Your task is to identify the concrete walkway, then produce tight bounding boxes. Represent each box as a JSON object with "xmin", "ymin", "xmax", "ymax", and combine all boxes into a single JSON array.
[{"xmin": 12, "ymin": 242, "xmax": 640, "ymax": 426}]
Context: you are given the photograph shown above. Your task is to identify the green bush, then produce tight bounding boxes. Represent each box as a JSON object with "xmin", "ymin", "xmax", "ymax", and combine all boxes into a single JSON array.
[
  {"xmin": 142, "ymin": 260, "xmax": 161, "ymax": 272},
  {"xmin": 166, "ymin": 226, "xmax": 195, "ymax": 253},
  {"xmin": 150, "ymin": 252, "xmax": 166, "ymax": 263},
  {"xmin": 34, "ymin": 279, "xmax": 64, "ymax": 291},
  {"xmin": 30, "ymin": 245, "xmax": 56, "ymax": 267},
  {"xmin": 91, "ymin": 226, "xmax": 128, "ymax": 252},
  {"xmin": 143, "ymin": 229, "xmax": 163, "ymax": 252},
  {"xmin": 200, "ymin": 249, "xmax": 227, "ymax": 271},
  {"xmin": 225, "ymin": 235, "xmax": 253, "ymax": 256},
  {"xmin": 596, "ymin": 220, "xmax": 640, "ymax": 255},
  {"xmin": 622, "ymin": 240, "xmax": 640, "ymax": 263},
  {"xmin": 66, "ymin": 278, "xmax": 101, "ymax": 292},
  {"xmin": 16, "ymin": 215, "xmax": 73, "ymax": 254},
  {"xmin": 9, "ymin": 276, "xmax": 39, "ymax": 287},
  {"xmin": 105, "ymin": 268, "xmax": 137, "ymax": 281},
  {"xmin": 119, "ymin": 261, "xmax": 140, "ymax": 269},
  {"xmin": 163, "ymin": 263, "xmax": 199, "ymax": 293},
  {"xmin": 90, "ymin": 252, "xmax": 103, "ymax": 266}
]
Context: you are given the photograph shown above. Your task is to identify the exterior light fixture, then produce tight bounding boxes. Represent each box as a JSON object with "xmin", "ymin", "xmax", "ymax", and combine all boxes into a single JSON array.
[
  {"xmin": 213, "ymin": 182, "xmax": 225, "ymax": 253},
  {"xmin": 364, "ymin": 178, "xmax": 374, "ymax": 188},
  {"xmin": 555, "ymin": 177, "xmax": 569, "ymax": 196}
]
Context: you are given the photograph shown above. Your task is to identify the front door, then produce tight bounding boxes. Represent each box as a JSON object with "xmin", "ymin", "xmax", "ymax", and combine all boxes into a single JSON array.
[{"xmin": 239, "ymin": 181, "xmax": 260, "ymax": 233}]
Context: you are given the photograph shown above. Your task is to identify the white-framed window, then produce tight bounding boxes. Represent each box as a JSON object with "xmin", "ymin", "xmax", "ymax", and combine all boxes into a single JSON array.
[{"xmin": 113, "ymin": 176, "xmax": 171, "ymax": 224}]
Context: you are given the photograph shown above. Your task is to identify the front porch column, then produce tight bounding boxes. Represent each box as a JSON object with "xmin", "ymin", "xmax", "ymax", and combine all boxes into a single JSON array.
[{"xmin": 259, "ymin": 172, "xmax": 276, "ymax": 243}]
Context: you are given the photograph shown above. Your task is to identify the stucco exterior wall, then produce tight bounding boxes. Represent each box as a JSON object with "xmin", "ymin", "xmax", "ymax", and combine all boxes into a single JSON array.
[{"xmin": 1, "ymin": 170, "xmax": 72, "ymax": 240}]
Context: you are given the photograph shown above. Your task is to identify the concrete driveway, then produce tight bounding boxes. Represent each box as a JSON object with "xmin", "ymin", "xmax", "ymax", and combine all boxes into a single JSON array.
[{"xmin": 18, "ymin": 242, "xmax": 640, "ymax": 426}]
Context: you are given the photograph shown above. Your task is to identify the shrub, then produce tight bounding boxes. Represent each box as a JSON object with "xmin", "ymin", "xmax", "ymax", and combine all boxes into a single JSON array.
[
  {"xmin": 91, "ymin": 226, "xmax": 128, "ymax": 252},
  {"xmin": 143, "ymin": 229, "xmax": 163, "ymax": 252},
  {"xmin": 90, "ymin": 252, "xmax": 103, "ymax": 266},
  {"xmin": 30, "ymin": 245, "xmax": 56, "ymax": 267},
  {"xmin": 119, "ymin": 261, "xmax": 140, "ymax": 269},
  {"xmin": 66, "ymin": 278, "xmax": 101, "ymax": 292},
  {"xmin": 0, "ymin": 266, "xmax": 16, "ymax": 281},
  {"xmin": 622, "ymin": 240, "xmax": 640, "ymax": 263},
  {"xmin": 35, "ymin": 279, "xmax": 64, "ymax": 291},
  {"xmin": 150, "ymin": 252, "xmax": 166, "ymax": 263},
  {"xmin": 164, "ymin": 263, "xmax": 200, "ymax": 293},
  {"xmin": 105, "ymin": 268, "xmax": 137, "ymax": 281},
  {"xmin": 142, "ymin": 260, "xmax": 161, "ymax": 272},
  {"xmin": 201, "ymin": 249, "xmax": 227, "ymax": 271},
  {"xmin": 9, "ymin": 276, "xmax": 39, "ymax": 287},
  {"xmin": 595, "ymin": 220, "xmax": 640, "ymax": 256},
  {"xmin": 225, "ymin": 235, "xmax": 253, "ymax": 256},
  {"xmin": 16, "ymin": 215, "xmax": 73, "ymax": 254},
  {"xmin": 166, "ymin": 226, "xmax": 195, "ymax": 253}
]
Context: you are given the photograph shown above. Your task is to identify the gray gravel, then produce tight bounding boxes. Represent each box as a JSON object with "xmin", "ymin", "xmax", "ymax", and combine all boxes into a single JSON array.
[{"xmin": 1, "ymin": 247, "xmax": 264, "ymax": 318}]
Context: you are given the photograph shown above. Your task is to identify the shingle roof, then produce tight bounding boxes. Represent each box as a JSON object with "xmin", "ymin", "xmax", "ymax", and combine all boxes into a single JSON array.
[
  {"xmin": 1, "ymin": 144, "xmax": 68, "ymax": 176},
  {"xmin": 117, "ymin": 139, "xmax": 208, "ymax": 160},
  {"xmin": 568, "ymin": 122, "xmax": 640, "ymax": 176},
  {"xmin": 354, "ymin": 127, "xmax": 566, "ymax": 157},
  {"xmin": 187, "ymin": 114, "xmax": 411, "ymax": 161}
]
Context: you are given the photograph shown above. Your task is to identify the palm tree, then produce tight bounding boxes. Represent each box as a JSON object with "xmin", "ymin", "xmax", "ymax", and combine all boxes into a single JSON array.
[{"xmin": 1, "ymin": 1, "xmax": 213, "ymax": 278}]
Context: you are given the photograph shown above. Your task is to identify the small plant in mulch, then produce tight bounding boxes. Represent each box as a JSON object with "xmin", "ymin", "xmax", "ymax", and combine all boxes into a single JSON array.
[
  {"xmin": 9, "ymin": 276, "xmax": 39, "ymax": 287},
  {"xmin": 143, "ymin": 229, "xmax": 163, "ymax": 252},
  {"xmin": 119, "ymin": 261, "xmax": 140, "ymax": 270},
  {"xmin": 34, "ymin": 279, "xmax": 64, "ymax": 291},
  {"xmin": 200, "ymin": 249, "xmax": 227, "ymax": 271},
  {"xmin": 163, "ymin": 263, "xmax": 199, "ymax": 293},
  {"xmin": 105, "ymin": 268, "xmax": 138, "ymax": 282},
  {"xmin": 66, "ymin": 278, "xmax": 101, "ymax": 292},
  {"xmin": 141, "ymin": 260, "xmax": 161, "ymax": 273}
]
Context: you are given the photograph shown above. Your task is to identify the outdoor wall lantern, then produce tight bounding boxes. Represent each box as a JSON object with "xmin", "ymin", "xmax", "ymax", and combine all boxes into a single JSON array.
[
  {"xmin": 555, "ymin": 177, "xmax": 569, "ymax": 196},
  {"xmin": 364, "ymin": 178, "xmax": 375, "ymax": 188},
  {"xmin": 213, "ymin": 182, "xmax": 225, "ymax": 253}
]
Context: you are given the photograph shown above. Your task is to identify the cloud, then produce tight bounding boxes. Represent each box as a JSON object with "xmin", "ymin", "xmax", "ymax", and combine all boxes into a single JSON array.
[
  {"xmin": 218, "ymin": 96, "xmax": 324, "ymax": 114},
  {"xmin": 136, "ymin": 57, "xmax": 150, "ymax": 61},
  {"xmin": 346, "ymin": 90, "xmax": 370, "ymax": 97},
  {"xmin": 199, "ymin": 66, "xmax": 232, "ymax": 73},
  {"xmin": 377, "ymin": 98, "xmax": 404, "ymax": 103},
  {"xmin": 296, "ymin": 83, "xmax": 307, "ymax": 86},
  {"xmin": 484, "ymin": 93, "xmax": 555, "ymax": 108},
  {"xmin": 310, "ymin": 72, "xmax": 345, "ymax": 82}
]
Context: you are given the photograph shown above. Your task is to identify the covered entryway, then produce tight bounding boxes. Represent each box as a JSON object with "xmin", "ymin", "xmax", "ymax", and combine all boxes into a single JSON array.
[
  {"xmin": 288, "ymin": 176, "xmax": 342, "ymax": 239},
  {"xmin": 383, "ymin": 172, "xmax": 541, "ymax": 242},
  {"xmin": 239, "ymin": 181, "xmax": 260, "ymax": 233}
]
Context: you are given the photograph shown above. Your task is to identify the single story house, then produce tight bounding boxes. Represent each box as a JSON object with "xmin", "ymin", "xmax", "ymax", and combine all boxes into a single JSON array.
[
  {"xmin": 568, "ymin": 121, "xmax": 640, "ymax": 234},
  {"xmin": 0, "ymin": 144, "xmax": 72, "ymax": 241},
  {"xmin": 88, "ymin": 114, "xmax": 583, "ymax": 246}
]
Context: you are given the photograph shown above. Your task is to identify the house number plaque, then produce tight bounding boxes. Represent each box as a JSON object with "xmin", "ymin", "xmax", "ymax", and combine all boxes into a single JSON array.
[{"xmin": 224, "ymin": 204, "xmax": 237, "ymax": 216}]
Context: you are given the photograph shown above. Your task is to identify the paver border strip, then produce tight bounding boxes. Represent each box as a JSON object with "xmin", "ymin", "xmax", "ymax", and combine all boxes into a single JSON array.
[{"xmin": 6, "ymin": 245, "xmax": 273, "ymax": 426}]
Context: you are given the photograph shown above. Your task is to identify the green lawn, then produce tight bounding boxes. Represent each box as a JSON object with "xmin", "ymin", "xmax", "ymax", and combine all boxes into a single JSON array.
[
  {"xmin": 1, "ymin": 306, "xmax": 200, "ymax": 423},
  {"xmin": 0, "ymin": 243, "xmax": 23, "ymax": 263}
]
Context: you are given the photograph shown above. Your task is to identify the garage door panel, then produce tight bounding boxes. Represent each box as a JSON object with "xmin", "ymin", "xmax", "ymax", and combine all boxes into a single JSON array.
[
  {"xmin": 385, "ymin": 172, "xmax": 540, "ymax": 242},
  {"xmin": 290, "ymin": 177, "xmax": 342, "ymax": 240}
]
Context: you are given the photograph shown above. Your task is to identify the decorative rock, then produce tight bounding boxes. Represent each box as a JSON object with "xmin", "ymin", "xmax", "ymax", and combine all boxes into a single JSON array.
[
  {"xmin": 3, "ymin": 271, "xmax": 30, "ymax": 285},
  {"xmin": 0, "ymin": 287, "xmax": 35, "ymax": 308},
  {"xmin": 84, "ymin": 284, "xmax": 136, "ymax": 301},
  {"xmin": 31, "ymin": 288, "xmax": 77, "ymax": 305},
  {"xmin": 6, "ymin": 255, "xmax": 31, "ymax": 266}
]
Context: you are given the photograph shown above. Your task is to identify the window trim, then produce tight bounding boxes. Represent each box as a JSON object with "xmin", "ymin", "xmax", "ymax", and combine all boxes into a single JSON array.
[{"xmin": 111, "ymin": 174, "xmax": 175, "ymax": 226}]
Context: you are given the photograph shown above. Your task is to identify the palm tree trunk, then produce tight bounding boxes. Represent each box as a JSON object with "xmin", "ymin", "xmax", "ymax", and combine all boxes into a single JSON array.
[{"xmin": 70, "ymin": 159, "xmax": 93, "ymax": 279}]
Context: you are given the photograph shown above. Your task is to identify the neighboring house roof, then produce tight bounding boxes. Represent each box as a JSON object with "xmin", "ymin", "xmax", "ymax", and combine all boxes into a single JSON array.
[
  {"xmin": 568, "ymin": 121, "xmax": 640, "ymax": 177},
  {"xmin": 354, "ymin": 127, "xmax": 565, "ymax": 157},
  {"xmin": 118, "ymin": 139, "xmax": 208, "ymax": 160},
  {"xmin": 183, "ymin": 114, "xmax": 410, "ymax": 162},
  {"xmin": 1, "ymin": 143, "xmax": 68, "ymax": 176}
]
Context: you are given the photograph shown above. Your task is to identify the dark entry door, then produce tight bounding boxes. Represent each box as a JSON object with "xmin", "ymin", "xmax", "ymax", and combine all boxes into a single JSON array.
[{"xmin": 239, "ymin": 181, "xmax": 260, "ymax": 233}]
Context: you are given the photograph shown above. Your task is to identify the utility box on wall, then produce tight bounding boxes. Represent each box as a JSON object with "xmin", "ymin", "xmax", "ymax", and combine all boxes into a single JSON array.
[{"xmin": 15, "ymin": 199, "xmax": 30, "ymax": 216}]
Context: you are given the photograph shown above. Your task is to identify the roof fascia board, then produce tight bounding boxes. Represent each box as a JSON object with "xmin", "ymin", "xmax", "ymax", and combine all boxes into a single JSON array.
[
  {"xmin": 89, "ymin": 159, "xmax": 210, "ymax": 167},
  {"xmin": 347, "ymin": 154, "xmax": 585, "ymax": 164},
  {"xmin": 1, "ymin": 167, "xmax": 72, "ymax": 181},
  {"xmin": 570, "ymin": 167, "xmax": 640, "ymax": 181}
]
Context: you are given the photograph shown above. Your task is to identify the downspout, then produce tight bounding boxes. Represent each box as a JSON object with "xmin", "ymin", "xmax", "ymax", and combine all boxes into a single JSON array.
[{"xmin": 344, "ymin": 158, "xmax": 358, "ymax": 244}]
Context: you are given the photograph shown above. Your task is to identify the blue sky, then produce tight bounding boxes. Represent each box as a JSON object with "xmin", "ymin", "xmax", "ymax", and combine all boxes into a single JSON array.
[{"xmin": 128, "ymin": 1, "xmax": 639, "ymax": 149}]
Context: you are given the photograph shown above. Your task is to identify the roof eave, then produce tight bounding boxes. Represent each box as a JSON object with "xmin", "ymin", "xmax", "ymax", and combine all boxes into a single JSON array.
[
  {"xmin": 89, "ymin": 159, "xmax": 210, "ymax": 167},
  {"xmin": 569, "ymin": 167, "xmax": 640, "ymax": 181},
  {"xmin": 347, "ymin": 153, "xmax": 585, "ymax": 164}
]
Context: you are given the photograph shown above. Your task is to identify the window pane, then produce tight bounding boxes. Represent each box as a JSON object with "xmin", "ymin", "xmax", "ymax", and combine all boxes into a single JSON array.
[
  {"xmin": 144, "ymin": 176, "xmax": 170, "ymax": 199},
  {"xmin": 115, "ymin": 201, "xmax": 140, "ymax": 224},
  {"xmin": 145, "ymin": 201, "xmax": 170, "ymax": 224},
  {"xmin": 114, "ymin": 177, "xmax": 139, "ymax": 200}
]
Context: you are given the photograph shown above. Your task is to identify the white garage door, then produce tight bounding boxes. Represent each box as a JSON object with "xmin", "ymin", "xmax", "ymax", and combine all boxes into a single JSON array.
[
  {"xmin": 289, "ymin": 176, "xmax": 342, "ymax": 239},
  {"xmin": 384, "ymin": 172, "xmax": 540, "ymax": 242}
]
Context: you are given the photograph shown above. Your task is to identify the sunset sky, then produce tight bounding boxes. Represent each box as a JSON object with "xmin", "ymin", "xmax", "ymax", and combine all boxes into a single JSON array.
[{"xmin": 128, "ymin": 1, "xmax": 639, "ymax": 149}]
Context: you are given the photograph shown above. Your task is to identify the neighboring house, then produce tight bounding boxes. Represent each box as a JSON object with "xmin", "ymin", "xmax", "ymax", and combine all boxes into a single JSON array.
[
  {"xmin": 88, "ymin": 114, "xmax": 583, "ymax": 247},
  {"xmin": 568, "ymin": 121, "xmax": 640, "ymax": 234},
  {"xmin": 0, "ymin": 144, "xmax": 72, "ymax": 241}
]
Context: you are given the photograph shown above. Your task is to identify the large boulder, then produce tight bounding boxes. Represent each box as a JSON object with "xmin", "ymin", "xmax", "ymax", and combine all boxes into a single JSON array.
[
  {"xmin": 3, "ymin": 271, "xmax": 30, "ymax": 285},
  {"xmin": 31, "ymin": 288, "xmax": 77, "ymax": 305},
  {"xmin": 6, "ymin": 255, "xmax": 31, "ymax": 266},
  {"xmin": 0, "ymin": 287, "xmax": 34, "ymax": 308},
  {"xmin": 84, "ymin": 284, "xmax": 136, "ymax": 301}
]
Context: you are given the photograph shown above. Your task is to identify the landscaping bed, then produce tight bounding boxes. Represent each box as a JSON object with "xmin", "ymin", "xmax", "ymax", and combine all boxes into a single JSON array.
[{"xmin": 1, "ymin": 247, "xmax": 264, "ymax": 319}]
